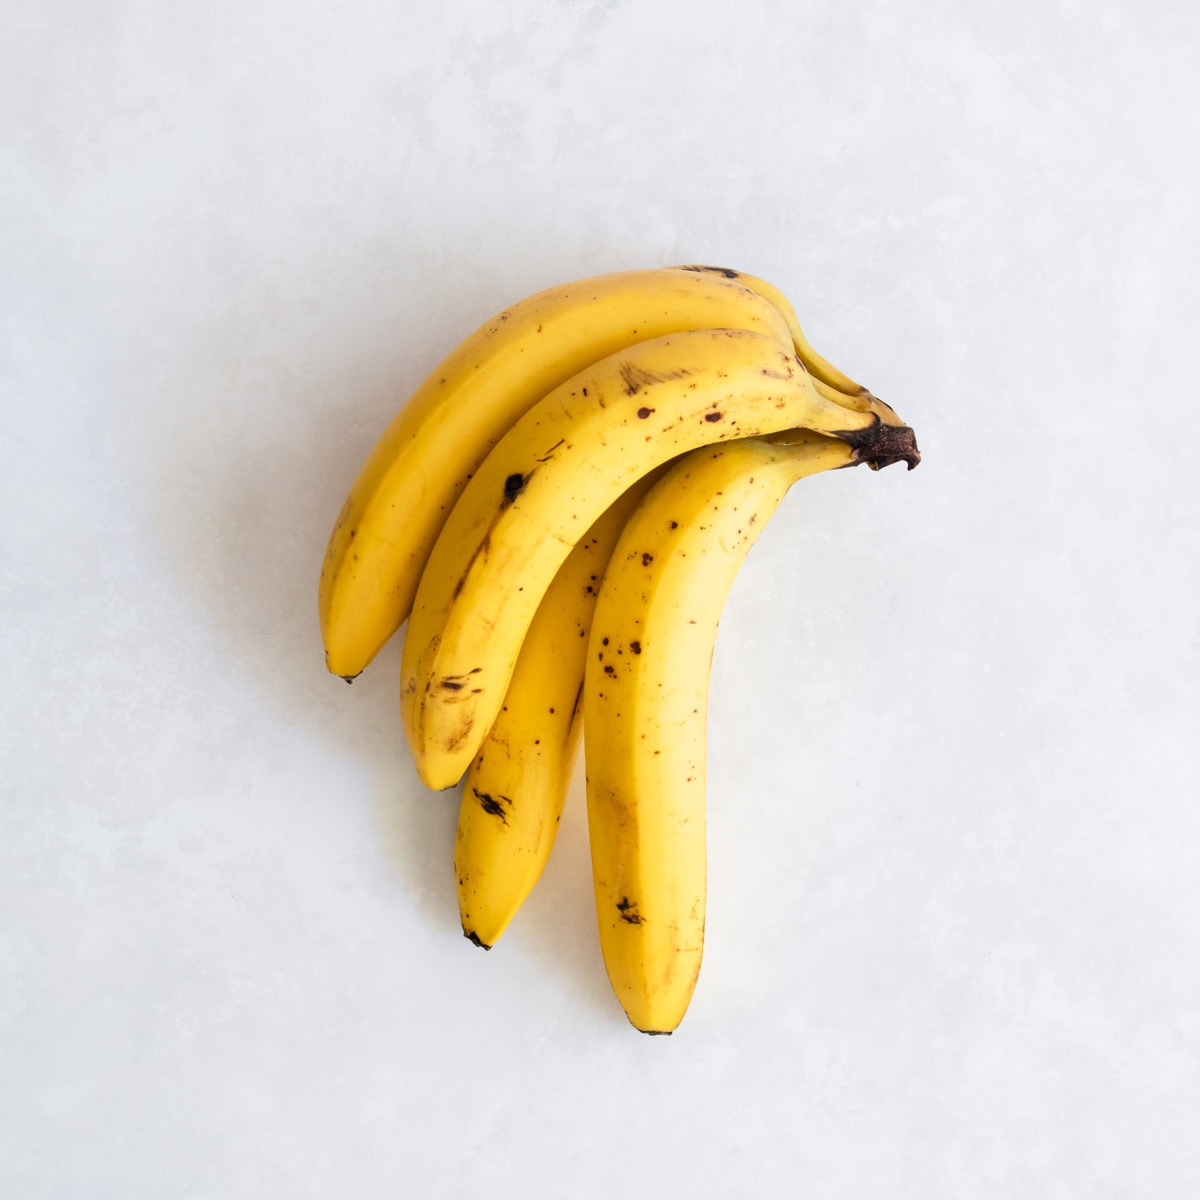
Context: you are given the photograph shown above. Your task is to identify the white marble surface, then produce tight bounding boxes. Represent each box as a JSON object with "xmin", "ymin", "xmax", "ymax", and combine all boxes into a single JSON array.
[{"xmin": 4, "ymin": 2, "xmax": 1199, "ymax": 1195}]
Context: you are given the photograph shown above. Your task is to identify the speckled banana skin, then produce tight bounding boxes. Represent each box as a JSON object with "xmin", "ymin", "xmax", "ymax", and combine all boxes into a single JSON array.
[
  {"xmin": 399, "ymin": 327, "xmax": 914, "ymax": 791},
  {"xmin": 455, "ymin": 470, "xmax": 662, "ymax": 951},
  {"xmin": 318, "ymin": 267, "xmax": 799, "ymax": 679},
  {"xmin": 583, "ymin": 433, "xmax": 857, "ymax": 1034}
]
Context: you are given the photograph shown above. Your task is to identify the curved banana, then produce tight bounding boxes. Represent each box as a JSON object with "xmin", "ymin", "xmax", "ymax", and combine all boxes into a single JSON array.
[
  {"xmin": 669, "ymin": 264, "xmax": 893, "ymax": 415},
  {"xmin": 318, "ymin": 268, "xmax": 797, "ymax": 680},
  {"xmin": 455, "ymin": 470, "xmax": 663, "ymax": 949},
  {"xmin": 584, "ymin": 431, "xmax": 856, "ymax": 1034},
  {"xmin": 400, "ymin": 327, "xmax": 918, "ymax": 790}
]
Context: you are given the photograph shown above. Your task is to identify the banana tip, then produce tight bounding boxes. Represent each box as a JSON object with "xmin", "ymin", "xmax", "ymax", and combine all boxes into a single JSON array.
[
  {"xmin": 324, "ymin": 649, "xmax": 361, "ymax": 683},
  {"xmin": 464, "ymin": 929, "xmax": 492, "ymax": 951}
]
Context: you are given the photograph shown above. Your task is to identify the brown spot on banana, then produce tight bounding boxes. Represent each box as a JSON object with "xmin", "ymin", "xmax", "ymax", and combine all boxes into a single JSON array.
[
  {"xmin": 502, "ymin": 472, "xmax": 529, "ymax": 506},
  {"xmin": 452, "ymin": 532, "xmax": 492, "ymax": 599},
  {"xmin": 439, "ymin": 667, "xmax": 483, "ymax": 693},
  {"xmin": 621, "ymin": 362, "xmax": 692, "ymax": 396},
  {"xmin": 472, "ymin": 787, "xmax": 511, "ymax": 823},
  {"xmin": 438, "ymin": 706, "xmax": 477, "ymax": 757},
  {"xmin": 620, "ymin": 363, "xmax": 660, "ymax": 395}
]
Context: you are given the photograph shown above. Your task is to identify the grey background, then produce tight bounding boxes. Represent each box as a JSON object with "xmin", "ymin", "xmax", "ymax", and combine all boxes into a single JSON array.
[{"xmin": 3, "ymin": 1, "xmax": 1198, "ymax": 1195}]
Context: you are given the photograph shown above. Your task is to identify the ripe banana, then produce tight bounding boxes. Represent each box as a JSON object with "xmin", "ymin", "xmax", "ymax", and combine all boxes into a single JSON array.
[
  {"xmin": 455, "ymin": 470, "xmax": 664, "ymax": 950},
  {"xmin": 584, "ymin": 431, "xmax": 857, "ymax": 1034},
  {"xmin": 318, "ymin": 261, "xmax": 921, "ymax": 1031},
  {"xmin": 400, "ymin": 327, "xmax": 918, "ymax": 791},
  {"xmin": 318, "ymin": 267, "xmax": 800, "ymax": 680}
]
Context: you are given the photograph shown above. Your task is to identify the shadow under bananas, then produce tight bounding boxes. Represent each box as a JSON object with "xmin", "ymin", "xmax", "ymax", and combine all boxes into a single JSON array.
[{"xmin": 147, "ymin": 224, "xmax": 655, "ymax": 1024}]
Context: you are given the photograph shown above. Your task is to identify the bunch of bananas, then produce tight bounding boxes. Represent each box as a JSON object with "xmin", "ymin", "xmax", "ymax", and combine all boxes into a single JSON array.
[{"xmin": 318, "ymin": 265, "xmax": 919, "ymax": 1034}]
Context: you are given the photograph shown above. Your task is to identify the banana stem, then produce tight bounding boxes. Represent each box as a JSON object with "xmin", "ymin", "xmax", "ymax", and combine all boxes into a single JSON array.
[
  {"xmin": 764, "ymin": 419, "xmax": 921, "ymax": 471},
  {"xmin": 835, "ymin": 418, "xmax": 921, "ymax": 471}
]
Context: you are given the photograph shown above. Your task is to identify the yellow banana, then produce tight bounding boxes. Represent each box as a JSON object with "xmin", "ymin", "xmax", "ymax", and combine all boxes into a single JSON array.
[
  {"xmin": 318, "ymin": 267, "xmax": 798, "ymax": 680},
  {"xmin": 455, "ymin": 470, "xmax": 663, "ymax": 949},
  {"xmin": 400, "ymin": 327, "xmax": 918, "ymax": 791},
  {"xmin": 669, "ymin": 264, "xmax": 893, "ymax": 415},
  {"xmin": 584, "ymin": 432, "xmax": 858, "ymax": 1034}
]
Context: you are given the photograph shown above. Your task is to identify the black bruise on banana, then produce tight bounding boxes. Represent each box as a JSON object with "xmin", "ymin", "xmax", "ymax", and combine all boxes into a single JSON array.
[
  {"xmin": 472, "ymin": 786, "xmax": 511, "ymax": 824},
  {"xmin": 439, "ymin": 667, "xmax": 483, "ymax": 692},
  {"xmin": 448, "ymin": 464, "xmax": 533, "ymax": 601},
  {"xmin": 502, "ymin": 471, "xmax": 530, "ymax": 506},
  {"xmin": 616, "ymin": 897, "xmax": 644, "ymax": 925}
]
